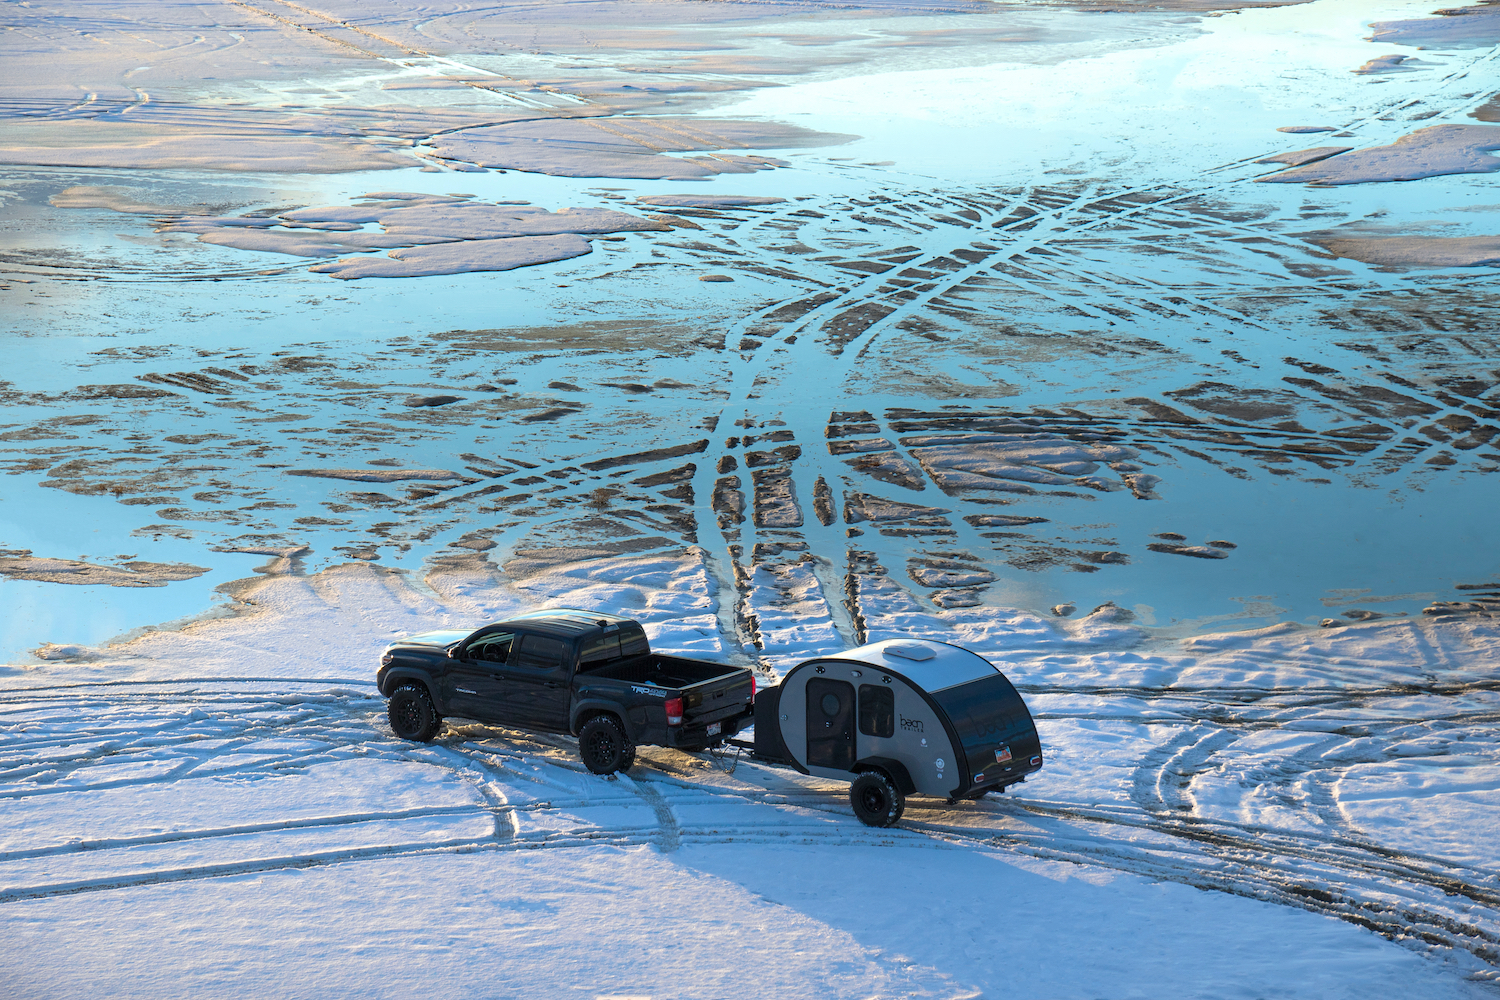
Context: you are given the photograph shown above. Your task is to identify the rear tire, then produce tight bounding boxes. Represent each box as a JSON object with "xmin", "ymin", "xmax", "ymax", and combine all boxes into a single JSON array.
[
  {"xmin": 578, "ymin": 715, "xmax": 634, "ymax": 775},
  {"xmin": 388, "ymin": 684, "xmax": 441, "ymax": 742},
  {"xmin": 850, "ymin": 770, "xmax": 904, "ymax": 828}
]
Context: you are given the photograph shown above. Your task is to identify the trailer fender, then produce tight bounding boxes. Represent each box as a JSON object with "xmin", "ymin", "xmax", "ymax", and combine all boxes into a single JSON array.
[
  {"xmin": 572, "ymin": 699, "xmax": 634, "ymax": 742},
  {"xmin": 855, "ymin": 756, "xmax": 916, "ymax": 796}
]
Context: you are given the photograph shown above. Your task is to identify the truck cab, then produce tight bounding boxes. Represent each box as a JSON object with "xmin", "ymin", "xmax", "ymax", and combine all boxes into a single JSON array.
[{"xmin": 376, "ymin": 608, "xmax": 755, "ymax": 774}]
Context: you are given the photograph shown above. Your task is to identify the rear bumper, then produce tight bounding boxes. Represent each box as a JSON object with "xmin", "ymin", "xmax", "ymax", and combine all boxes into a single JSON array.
[
  {"xmin": 647, "ymin": 706, "xmax": 752, "ymax": 748},
  {"xmin": 968, "ymin": 752, "xmax": 1042, "ymax": 792}
]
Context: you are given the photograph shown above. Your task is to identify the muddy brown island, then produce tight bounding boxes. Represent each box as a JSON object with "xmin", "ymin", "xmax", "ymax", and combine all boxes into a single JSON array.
[{"xmin": 377, "ymin": 609, "xmax": 1041, "ymax": 828}]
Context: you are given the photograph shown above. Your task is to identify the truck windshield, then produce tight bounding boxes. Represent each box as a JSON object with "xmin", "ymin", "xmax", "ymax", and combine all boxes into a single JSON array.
[{"xmin": 931, "ymin": 674, "xmax": 1038, "ymax": 782}]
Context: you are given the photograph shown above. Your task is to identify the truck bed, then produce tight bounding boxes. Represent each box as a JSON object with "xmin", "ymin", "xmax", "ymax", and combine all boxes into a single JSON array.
[{"xmin": 580, "ymin": 653, "xmax": 739, "ymax": 690}]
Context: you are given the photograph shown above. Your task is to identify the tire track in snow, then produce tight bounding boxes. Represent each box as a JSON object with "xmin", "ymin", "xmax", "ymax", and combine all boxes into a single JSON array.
[{"xmin": 6, "ymin": 668, "xmax": 1498, "ymax": 967}]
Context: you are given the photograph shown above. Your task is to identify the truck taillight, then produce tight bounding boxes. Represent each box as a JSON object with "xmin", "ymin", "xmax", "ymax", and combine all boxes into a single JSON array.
[
  {"xmin": 750, "ymin": 675, "xmax": 756, "ymax": 698},
  {"xmin": 380, "ymin": 652, "xmax": 393, "ymax": 666},
  {"xmin": 664, "ymin": 697, "xmax": 683, "ymax": 725}
]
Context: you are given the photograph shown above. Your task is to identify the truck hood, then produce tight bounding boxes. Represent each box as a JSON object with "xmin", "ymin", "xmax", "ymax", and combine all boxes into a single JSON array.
[{"xmin": 388, "ymin": 629, "xmax": 470, "ymax": 650}]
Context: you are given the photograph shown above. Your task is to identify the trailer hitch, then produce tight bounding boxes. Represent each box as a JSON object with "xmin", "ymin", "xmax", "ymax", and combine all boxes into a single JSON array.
[{"xmin": 706, "ymin": 742, "xmax": 742, "ymax": 775}]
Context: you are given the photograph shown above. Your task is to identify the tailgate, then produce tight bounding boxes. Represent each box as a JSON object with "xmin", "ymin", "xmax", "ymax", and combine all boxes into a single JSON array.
[{"xmin": 680, "ymin": 666, "xmax": 754, "ymax": 725}]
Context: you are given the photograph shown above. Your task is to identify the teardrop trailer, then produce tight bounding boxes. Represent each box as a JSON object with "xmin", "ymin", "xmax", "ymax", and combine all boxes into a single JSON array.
[
  {"xmin": 376, "ymin": 610, "xmax": 1041, "ymax": 829},
  {"xmin": 730, "ymin": 637, "xmax": 1044, "ymax": 827}
]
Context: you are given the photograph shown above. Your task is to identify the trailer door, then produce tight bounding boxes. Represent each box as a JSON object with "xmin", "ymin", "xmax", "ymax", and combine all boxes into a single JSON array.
[{"xmin": 806, "ymin": 678, "xmax": 856, "ymax": 770}]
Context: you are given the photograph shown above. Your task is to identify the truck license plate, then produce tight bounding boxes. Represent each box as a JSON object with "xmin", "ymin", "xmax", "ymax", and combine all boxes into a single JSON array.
[{"xmin": 706, "ymin": 722, "xmax": 722, "ymax": 736}]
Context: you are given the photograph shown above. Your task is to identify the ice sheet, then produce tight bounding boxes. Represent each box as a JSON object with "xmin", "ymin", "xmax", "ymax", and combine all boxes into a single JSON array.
[
  {"xmin": 425, "ymin": 118, "xmax": 855, "ymax": 178},
  {"xmin": 1306, "ymin": 233, "xmax": 1500, "ymax": 268},
  {"xmin": 1370, "ymin": 3, "xmax": 1500, "ymax": 49},
  {"xmin": 0, "ymin": 130, "xmax": 414, "ymax": 173},
  {"xmin": 138, "ymin": 194, "xmax": 668, "ymax": 275},
  {"xmin": 309, "ymin": 236, "xmax": 596, "ymax": 279},
  {"xmin": 1259, "ymin": 124, "xmax": 1500, "ymax": 184}
]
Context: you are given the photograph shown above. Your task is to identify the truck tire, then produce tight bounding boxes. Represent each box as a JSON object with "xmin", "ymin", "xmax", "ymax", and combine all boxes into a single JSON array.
[
  {"xmin": 578, "ymin": 714, "xmax": 634, "ymax": 775},
  {"xmin": 388, "ymin": 684, "xmax": 441, "ymax": 742},
  {"xmin": 850, "ymin": 770, "xmax": 904, "ymax": 828}
]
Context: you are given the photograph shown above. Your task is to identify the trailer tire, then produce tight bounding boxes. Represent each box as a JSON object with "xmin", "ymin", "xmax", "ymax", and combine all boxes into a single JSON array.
[
  {"xmin": 388, "ymin": 684, "xmax": 441, "ymax": 742},
  {"xmin": 579, "ymin": 714, "xmax": 634, "ymax": 775},
  {"xmin": 850, "ymin": 770, "xmax": 904, "ymax": 828}
]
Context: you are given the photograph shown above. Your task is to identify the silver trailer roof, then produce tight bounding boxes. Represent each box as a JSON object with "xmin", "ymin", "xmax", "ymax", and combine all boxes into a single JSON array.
[{"xmin": 816, "ymin": 638, "xmax": 1000, "ymax": 694}]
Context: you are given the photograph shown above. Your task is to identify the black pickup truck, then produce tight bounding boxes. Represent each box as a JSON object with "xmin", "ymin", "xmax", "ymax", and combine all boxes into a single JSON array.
[{"xmin": 376, "ymin": 608, "xmax": 756, "ymax": 774}]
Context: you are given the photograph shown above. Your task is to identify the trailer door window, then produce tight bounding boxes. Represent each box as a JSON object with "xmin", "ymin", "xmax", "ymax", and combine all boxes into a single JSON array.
[
  {"xmin": 806, "ymin": 678, "xmax": 856, "ymax": 770},
  {"xmin": 858, "ymin": 684, "xmax": 895, "ymax": 738}
]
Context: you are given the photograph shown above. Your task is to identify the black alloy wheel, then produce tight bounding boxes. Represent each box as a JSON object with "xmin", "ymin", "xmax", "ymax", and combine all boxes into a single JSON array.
[
  {"xmin": 578, "ymin": 714, "xmax": 634, "ymax": 775},
  {"xmin": 387, "ymin": 684, "xmax": 441, "ymax": 742},
  {"xmin": 849, "ymin": 770, "xmax": 904, "ymax": 828}
]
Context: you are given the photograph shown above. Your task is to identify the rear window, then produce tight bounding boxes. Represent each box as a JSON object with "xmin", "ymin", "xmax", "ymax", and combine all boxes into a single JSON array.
[
  {"xmin": 619, "ymin": 625, "xmax": 649, "ymax": 658},
  {"xmin": 579, "ymin": 630, "xmax": 621, "ymax": 666}
]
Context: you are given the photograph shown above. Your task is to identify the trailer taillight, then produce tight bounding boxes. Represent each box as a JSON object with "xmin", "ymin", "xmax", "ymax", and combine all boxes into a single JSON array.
[{"xmin": 664, "ymin": 697, "xmax": 683, "ymax": 725}]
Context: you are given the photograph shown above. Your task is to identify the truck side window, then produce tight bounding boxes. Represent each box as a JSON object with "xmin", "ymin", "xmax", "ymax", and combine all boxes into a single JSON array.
[
  {"xmin": 515, "ymin": 634, "xmax": 568, "ymax": 672},
  {"xmin": 858, "ymin": 684, "xmax": 895, "ymax": 739},
  {"xmin": 579, "ymin": 632, "xmax": 621, "ymax": 667},
  {"xmin": 465, "ymin": 631, "xmax": 514, "ymax": 664},
  {"xmin": 618, "ymin": 625, "xmax": 649, "ymax": 658}
]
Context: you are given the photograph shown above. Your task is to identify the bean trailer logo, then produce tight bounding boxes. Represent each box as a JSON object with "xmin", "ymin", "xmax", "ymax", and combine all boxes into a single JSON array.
[{"xmin": 899, "ymin": 715, "xmax": 924, "ymax": 733}]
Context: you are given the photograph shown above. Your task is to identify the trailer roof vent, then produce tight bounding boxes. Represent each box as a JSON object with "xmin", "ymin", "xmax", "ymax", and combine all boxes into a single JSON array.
[{"xmin": 883, "ymin": 642, "xmax": 936, "ymax": 662}]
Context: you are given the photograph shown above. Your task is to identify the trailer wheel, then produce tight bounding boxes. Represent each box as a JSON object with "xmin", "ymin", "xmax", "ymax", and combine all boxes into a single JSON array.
[
  {"xmin": 388, "ymin": 684, "xmax": 441, "ymax": 742},
  {"xmin": 850, "ymin": 770, "xmax": 904, "ymax": 828},
  {"xmin": 579, "ymin": 714, "xmax": 634, "ymax": 775}
]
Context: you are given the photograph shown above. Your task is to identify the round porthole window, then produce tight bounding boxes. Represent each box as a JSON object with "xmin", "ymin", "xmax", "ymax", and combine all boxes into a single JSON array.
[{"xmin": 821, "ymin": 693, "xmax": 841, "ymax": 716}]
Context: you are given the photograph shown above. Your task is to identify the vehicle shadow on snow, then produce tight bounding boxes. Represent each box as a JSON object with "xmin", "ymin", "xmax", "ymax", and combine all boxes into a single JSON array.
[{"xmin": 670, "ymin": 842, "xmax": 1481, "ymax": 999}]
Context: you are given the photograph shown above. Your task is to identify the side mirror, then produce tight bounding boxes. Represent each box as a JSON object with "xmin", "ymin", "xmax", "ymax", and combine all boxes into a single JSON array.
[{"xmin": 446, "ymin": 642, "xmax": 465, "ymax": 659}]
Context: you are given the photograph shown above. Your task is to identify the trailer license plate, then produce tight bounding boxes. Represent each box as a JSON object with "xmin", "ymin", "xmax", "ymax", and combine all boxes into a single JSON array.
[{"xmin": 706, "ymin": 722, "xmax": 722, "ymax": 736}]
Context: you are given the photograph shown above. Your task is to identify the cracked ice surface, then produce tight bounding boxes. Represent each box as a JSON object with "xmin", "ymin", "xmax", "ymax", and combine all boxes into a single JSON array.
[{"xmin": 4, "ymin": 0, "xmax": 1500, "ymax": 994}]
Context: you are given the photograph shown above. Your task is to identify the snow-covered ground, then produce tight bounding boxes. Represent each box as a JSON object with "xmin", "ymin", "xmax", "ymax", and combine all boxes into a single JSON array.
[
  {"xmin": 5, "ymin": 557, "xmax": 1500, "ymax": 996},
  {"xmin": 3, "ymin": 0, "xmax": 1499, "ymax": 995}
]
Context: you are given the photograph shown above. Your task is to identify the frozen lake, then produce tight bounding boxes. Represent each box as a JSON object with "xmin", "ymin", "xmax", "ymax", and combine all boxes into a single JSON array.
[
  {"xmin": 3, "ymin": 1, "xmax": 1499, "ymax": 663},
  {"xmin": 2, "ymin": 0, "xmax": 1499, "ymax": 995}
]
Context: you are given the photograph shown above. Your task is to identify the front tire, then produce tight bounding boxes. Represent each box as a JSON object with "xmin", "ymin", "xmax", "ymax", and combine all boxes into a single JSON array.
[
  {"xmin": 850, "ymin": 770, "xmax": 904, "ymax": 828},
  {"xmin": 578, "ymin": 715, "xmax": 634, "ymax": 775},
  {"xmin": 388, "ymin": 684, "xmax": 441, "ymax": 742}
]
